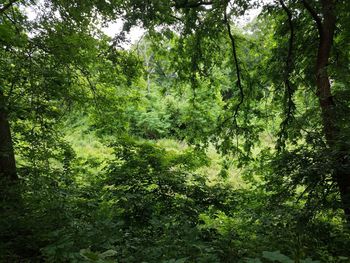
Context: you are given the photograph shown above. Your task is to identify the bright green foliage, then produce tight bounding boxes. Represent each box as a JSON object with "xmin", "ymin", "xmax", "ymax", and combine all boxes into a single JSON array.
[{"xmin": 1, "ymin": 0, "xmax": 350, "ymax": 262}]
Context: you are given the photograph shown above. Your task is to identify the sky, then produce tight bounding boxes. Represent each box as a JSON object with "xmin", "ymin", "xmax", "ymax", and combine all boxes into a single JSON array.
[{"xmin": 101, "ymin": 20, "xmax": 145, "ymax": 47}]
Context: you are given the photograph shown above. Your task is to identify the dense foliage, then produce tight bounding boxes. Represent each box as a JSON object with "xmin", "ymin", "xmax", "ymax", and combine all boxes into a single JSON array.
[{"xmin": 1, "ymin": 0, "xmax": 350, "ymax": 262}]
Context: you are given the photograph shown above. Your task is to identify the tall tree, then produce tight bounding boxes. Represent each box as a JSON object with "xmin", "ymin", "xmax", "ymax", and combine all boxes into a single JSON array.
[
  {"xmin": 0, "ymin": 90, "xmax": 17, "ymax": 182},
  {"xmin": 0, "ymin": 2, "xmax": 24, "ymax": 185},
  {"xmin": 301, "ymin": 0, "xmax": 350, "ymax": 222}
]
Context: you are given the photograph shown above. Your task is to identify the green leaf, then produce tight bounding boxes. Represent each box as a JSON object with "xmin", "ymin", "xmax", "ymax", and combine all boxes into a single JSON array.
[
  {"xmin": 80, "ymin": 248, "xmax": 100, "ymax": 261},
  {"xmin": 163, "ymin": 258, "xmax": 188, "ymax": 263},
  {"xmin": 245, "ymin": 258, "xmax": 263, "ymax": 263},
  {"xmin": 300, "ymin": 258, "xmax": 320, "ymax": 263},
  {"xmin": 262, "ymin": 251, "xmax": 293, "ymax": 263},
  {"xmin": 99, "ymin": 249, "xmax": 118, "ymax": 259}
]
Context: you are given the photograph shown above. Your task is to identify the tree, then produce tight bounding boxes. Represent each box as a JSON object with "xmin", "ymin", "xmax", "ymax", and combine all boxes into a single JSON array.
[
  {"xmin": 300, "ymin": 0, "xmax": 350, "ymax": 223},
  {"xmin": 0, "ymin": 90, "xmax": 17, "ymax": 182},
  {"xmin": 260, "ymin": 0, "xmax": 350, "ymax": 224},
  {"xmin": 0, "ymin": 0, "xmax": 144, "ymax": 183},
  {"xmin": 122, "ymin": 0, "xmax": 350, "ymax": 223},
  {"xmin": 0, "ymin": 2, "xmax": 27, "ymax": 194},
  {"xmin": 35, "ymin": 0, "xmax": 348, "ymax": 222},
  {"xmin": 0, "ymin": 0, "xmax": 104, "ymax": 198},
  {"xmin": 1, "ymin": 0, "xmax": 349, "ymax": 227}
]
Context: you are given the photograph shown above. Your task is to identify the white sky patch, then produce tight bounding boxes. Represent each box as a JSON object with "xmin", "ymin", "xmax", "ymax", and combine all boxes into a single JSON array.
[
  {"xmin": 21, "ymin": 1, "xmax": 40, "ymax": 21},
  {"xmin": 235, "ymin": 8, "xmax": 262, "ymax": 26},
  {"xmin": 235, "ymin": 0, "xmax": 275, "ymax": 26},
  {"xmin": 101, "ymin": 20, "xmax": 145, "ymax": 48}
]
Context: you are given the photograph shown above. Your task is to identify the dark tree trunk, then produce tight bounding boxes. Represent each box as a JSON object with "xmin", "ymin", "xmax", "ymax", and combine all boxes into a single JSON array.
[
  {"xmin": 335, "ymin": 159, "xmax": 350, "ymax": 224},
  {"xmin": 310, "ymin": 0, "xmax": 350, "ymax": 224},
  {"xmin": 0, "ymin": 90, "xmax": 17, "ymax": 182}
]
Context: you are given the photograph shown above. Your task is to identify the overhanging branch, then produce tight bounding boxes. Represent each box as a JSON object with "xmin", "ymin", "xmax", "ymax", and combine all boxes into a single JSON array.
[
  {"xmin": 0, "ymin": 0, "xmax": 18, "ymax": 15},
  {"xmin": 173, "ymin": 0, "xmax": 213, "ymax": 9},
  {"xmin": 224, "ymin": 9, "xmax": 243, "ymax": 122},
  {"xmin": 300, "ymin": 0, "xmax": 323, "ymax": 36},
  {"xmin": 278, "ymin": 0, "xmax": 295, "ymax": 145}
]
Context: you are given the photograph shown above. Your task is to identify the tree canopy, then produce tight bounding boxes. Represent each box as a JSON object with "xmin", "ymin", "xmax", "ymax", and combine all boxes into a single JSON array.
[{"xmin": 1, "ymin": 0, "xmax": 350, "ymax": 262}]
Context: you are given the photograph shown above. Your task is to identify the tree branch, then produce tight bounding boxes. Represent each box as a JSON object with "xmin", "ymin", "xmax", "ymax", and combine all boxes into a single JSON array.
[
  {"xmin": 224, "ymin": 9, "xmax": 243, "ymax": 122},
  {"xmin": 173, "ymin": 0, "xmax": 213, "ymax": 9},
  {"xmin": 77, "ymin": 67, "xmax": 101, "ymax": 113},
  {"xmin": 300, "ymin": 0, "xmax": 323, "ymax": 36},
  {"xmin": 278, "ymin": 0, "xmax": 295, "ymax": 147},
  {"xmin": 0, "ymin": 0, "xmax": 18, "ymax": 15}
]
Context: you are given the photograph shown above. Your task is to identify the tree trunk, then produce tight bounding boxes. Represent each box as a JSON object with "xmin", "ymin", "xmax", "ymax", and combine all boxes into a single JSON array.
[
  {"xmin": 314, "ymin": 0, "xmax": 350, "ymax": 224},
  {"xmin": 0, "ymin": 90, "xmax": 17, "ymax": 182},
  {"xmin": 335, "ymin": 159, "xmax": 350, "ymax": 224}
]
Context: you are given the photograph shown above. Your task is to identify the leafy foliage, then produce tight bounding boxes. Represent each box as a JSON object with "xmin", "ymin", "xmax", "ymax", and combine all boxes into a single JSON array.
[{"xmin": 1, "ymin": 0, "xmax": 350, "ymax": 262}]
